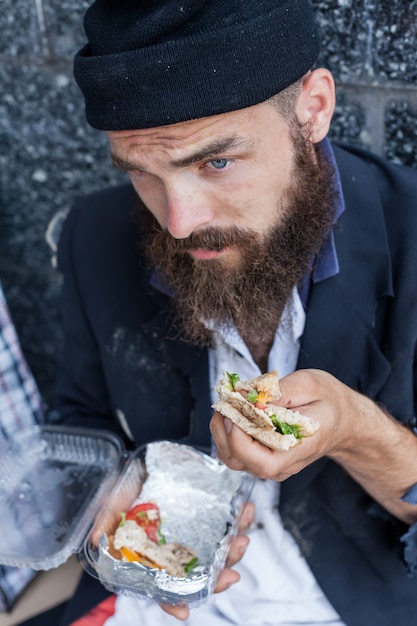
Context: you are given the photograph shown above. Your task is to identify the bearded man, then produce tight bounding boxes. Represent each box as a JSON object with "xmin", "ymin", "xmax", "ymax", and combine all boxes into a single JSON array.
[{"xmin": 45, "ymin": 1, "xmax": 417, "ymax": 626}]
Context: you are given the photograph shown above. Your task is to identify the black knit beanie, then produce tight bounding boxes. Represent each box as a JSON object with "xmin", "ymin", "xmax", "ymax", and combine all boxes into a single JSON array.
[{"xmin": 74, "ymin": 0, "xmax": 320, "ymax": 130}]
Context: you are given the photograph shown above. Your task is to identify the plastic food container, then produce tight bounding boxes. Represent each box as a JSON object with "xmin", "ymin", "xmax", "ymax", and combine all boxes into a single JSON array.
[{"xmin": 0, "ymin": 425, "xmax": 254, "ymax": 606}]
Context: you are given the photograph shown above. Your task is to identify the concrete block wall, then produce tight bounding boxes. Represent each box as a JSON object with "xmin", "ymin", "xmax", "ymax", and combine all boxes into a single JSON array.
[
  {"xmin": 313, "ymin": 0, "xmax": 417, "ymax": 166},
  {"xmin": 0, "ymin": 0, "xmax": 416, "ymax": 403}
]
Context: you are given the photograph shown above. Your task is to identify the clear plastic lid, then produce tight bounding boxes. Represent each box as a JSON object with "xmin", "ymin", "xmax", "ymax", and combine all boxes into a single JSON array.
[{"xmin": 0, "ymin": 424, "xmax": 124, "ymax": 570}]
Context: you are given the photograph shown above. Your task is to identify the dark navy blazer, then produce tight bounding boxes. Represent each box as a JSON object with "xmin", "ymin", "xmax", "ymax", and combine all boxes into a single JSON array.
[{"xmin": 53, "ymin": 144, "xmax": 417, "ymax": 625}]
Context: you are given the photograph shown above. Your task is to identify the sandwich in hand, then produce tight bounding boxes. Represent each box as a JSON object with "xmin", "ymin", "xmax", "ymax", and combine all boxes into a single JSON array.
[{"xmin": 212, "ymin": 371, "xmax": 319, "ymax": 451}]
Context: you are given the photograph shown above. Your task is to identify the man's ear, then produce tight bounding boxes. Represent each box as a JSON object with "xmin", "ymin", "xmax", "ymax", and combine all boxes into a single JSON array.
[{"xmin": 296, "ymin": 68, "xmax": 336, "ymax": 143}]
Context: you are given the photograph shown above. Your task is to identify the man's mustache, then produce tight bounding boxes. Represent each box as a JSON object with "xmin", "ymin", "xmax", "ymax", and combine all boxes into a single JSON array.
[{"xmin": 157, "ymin": 226, "xmax": 257, "ymax": 253}]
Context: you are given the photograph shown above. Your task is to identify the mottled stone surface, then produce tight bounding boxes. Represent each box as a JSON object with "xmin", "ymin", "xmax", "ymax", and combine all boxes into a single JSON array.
[
  {"xmin": 328, "ymin": 95, "xmax": 369, "ymax": 149},
  {"xmin": 0, "ymin": 58, "xmax": 125, "ymax": 400},
  {"xmin": 0, "ymin": 0, "xmax": 416, "ymax": 403},
  {"xmin": 313, "ymin": 0, "xmax": 417, "ymax": 84},
  {"xmin": 0, "ymin": 64, "xmax": 125, "ymax": 266},
  {"xmin": 43, "ymin": 0, "xmax": 91, "ymax": 59},
  {"xmin": 385, "ymin": 101, "xmax": 417, "ymax": 168},
  {"xmin": 0, "ymin": 0, "xmax": 37, "ymax": 56}
]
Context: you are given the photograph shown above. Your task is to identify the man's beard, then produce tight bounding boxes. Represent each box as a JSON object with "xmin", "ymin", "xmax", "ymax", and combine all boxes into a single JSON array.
[{"xmin": 139, "ymin": 123, "xmax": 338, "ymax": 347}]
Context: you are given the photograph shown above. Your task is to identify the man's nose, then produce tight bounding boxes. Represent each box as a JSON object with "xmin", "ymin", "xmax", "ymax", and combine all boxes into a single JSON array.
[{"xmin": 164, "ymin": 181, "xmax": 214, "ymax": 239}]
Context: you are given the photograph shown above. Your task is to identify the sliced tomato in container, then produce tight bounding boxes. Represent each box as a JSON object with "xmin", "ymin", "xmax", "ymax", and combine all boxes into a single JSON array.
[{"xmin": 125, "ymin": 502, "xmax": 165, "ymax": 544}]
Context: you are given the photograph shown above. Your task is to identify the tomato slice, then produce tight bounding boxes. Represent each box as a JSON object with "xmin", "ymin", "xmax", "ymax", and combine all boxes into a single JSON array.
[
  {"xmin": 126, "ymin": 502, "xmax": 163, "ymax": 544},
  {"xmin": 126, "ymin": 502, "xmax": 160, "ymax": 519}
]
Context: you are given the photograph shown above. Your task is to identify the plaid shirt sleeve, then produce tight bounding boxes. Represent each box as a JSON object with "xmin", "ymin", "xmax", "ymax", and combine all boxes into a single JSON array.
[{"xmin": 0, "ymin": 282, "xmax": 45, "ymax": 612}]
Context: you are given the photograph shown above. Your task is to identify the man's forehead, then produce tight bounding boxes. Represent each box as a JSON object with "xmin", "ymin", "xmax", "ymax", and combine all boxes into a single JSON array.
[
  {"xmin": 107, "ymin": 108, "xmax": 264, "ymax": 170},
  {"xmin": 108, "ymin": 111, "xmax": 229, "ymax": 145}
]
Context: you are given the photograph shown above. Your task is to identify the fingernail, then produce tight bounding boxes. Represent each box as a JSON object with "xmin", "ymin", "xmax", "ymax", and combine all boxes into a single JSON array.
[{"xmin": 224, "ymin": 418, "xmax": 232, "ymax": 434}]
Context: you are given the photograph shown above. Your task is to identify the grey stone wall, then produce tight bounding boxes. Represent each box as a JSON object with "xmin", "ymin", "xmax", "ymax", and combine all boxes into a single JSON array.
[
  {"xmin": 313, "ymin": 0, "xmax": 417, "ymax": 166},
  {"xmin": 0, "ymin": 0, "xmax": 416, "ymax": 404}
]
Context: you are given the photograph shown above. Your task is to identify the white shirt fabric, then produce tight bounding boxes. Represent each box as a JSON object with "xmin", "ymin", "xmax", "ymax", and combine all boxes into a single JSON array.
[{"xmin": 104, "ymin": 288, "xmax": 345, "ymax": 626}]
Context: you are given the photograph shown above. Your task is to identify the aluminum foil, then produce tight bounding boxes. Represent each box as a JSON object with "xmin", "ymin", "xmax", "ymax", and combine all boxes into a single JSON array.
[{"xmin": 89, "ymin": 441, "xmax": 253, "ymax": 606}]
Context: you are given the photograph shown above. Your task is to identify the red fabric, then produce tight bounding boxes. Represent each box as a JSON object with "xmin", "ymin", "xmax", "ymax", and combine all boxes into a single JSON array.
[{"xmin": 69, "ymin": 595, "xmax": 117, "ymax": 626}]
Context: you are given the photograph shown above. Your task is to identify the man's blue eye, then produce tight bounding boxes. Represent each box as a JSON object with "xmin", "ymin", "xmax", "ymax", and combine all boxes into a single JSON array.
[{"xmin": 209, "ymin": 159, "xmax": 229, "ymax": 169}]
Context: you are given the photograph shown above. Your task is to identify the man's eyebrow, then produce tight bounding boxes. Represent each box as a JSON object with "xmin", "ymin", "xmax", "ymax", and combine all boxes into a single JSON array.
[
  {"xmin": 110, "ymin": 136, "xmax": 253, "ymax": 172},
  {"xmin": 171, "ymin": 137, "xmax": 254, "ymax": 168},
  {"xmin": 111, "ymin": 154, "xmax": 142, "ymax": 171}
]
